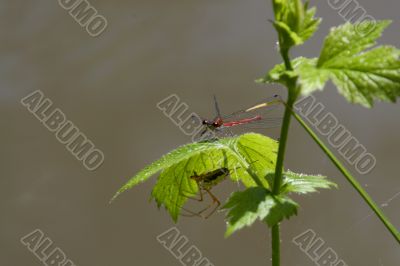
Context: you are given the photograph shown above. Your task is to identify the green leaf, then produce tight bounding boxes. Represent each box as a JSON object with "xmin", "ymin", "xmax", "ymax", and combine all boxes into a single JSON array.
[
  {"xmin": 111, "ymin": 133, "xmax": 279, "ymax": 222},
  {"xmin": 256, "ymin": 57, "xmax": 305, "ymax": 85},
  {"xmin": 273, "ymin": 21, "xmax": 304, "ymax": 48},
  {"xmin": 272, "ymin": 0, "xmax": 287, "ymax": 21},
  {"xmin": 272, "ymin": 0, "xmax": 320, "ymax": 49},
  {"xmin": 281, "ymin": 171, "xmax": 337, "ymax": 194},
  {"xmin": 263, "ymin": 20, "xmax": 400, "ymax": 107},
  {"xmin": 264, "ymin": 195, "xmax": 298, "ymax": 227},
  {"xmin": 222, "ymin": 169, "xmax": 335, "ymax": 236},
  {"xmin": 317, "ymin": 21, "xmax": 391, "ymax": 66},
  {"xmin": 298, "ymin": 7, "xmax": 321, "ymax": 43},
  {"xmin": 223, "ymin": 187, "xmax": 298, "ymax": 237},
  {"xmin": 110, "ymin": 140, "xmax": 223, "ymax": 202}
]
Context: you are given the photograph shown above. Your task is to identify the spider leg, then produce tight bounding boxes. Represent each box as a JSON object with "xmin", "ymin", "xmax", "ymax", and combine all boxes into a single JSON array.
[
  {"xmin": 178, "ymin": 186, "xmax": 203, "ymax": 202},
  {"xmin": 203, "ymin": 188, "xmax": 221, "ymax": 219},
  {"xmin": 180, "ymin": 188, "xmax": 214, "ymax": 218}
]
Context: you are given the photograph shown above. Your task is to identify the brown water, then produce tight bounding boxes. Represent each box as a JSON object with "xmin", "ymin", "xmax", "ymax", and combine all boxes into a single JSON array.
[{"xmin": 1, "ymin": 0, "xmax": 400, "ymax": 265}]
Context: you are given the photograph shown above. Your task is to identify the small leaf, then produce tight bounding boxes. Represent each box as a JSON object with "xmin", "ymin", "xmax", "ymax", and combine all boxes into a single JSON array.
[
  {"xmin": 257, "ymin": 57, "xmax": 305, "ymax": 85},
  {"xmin": 272, "ymin": 0, "xmax": 320, "ymax": 49},
  {"xmin": 264, "ymin": 195, "xmax": 298, "ymax": 227},
  {"xmin": 273, "ymin": 21, "xmax": 304, "ymax": 48},
  {"xmin": 223, "ymin": 187, "xmax": 298, "ymax": 237},
  {"xmin": 281, "ymin": 171, "xmax": 337, "ymax": 194},
  {"xmin": 298, "ymin": 7, "xmax": 321, "ymax": 43}
]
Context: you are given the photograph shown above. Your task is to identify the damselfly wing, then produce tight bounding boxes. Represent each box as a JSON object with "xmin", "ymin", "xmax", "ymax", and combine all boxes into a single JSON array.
[{"xmin": 199, "ymin": 94, "xmax": 283, "ymax": 136}]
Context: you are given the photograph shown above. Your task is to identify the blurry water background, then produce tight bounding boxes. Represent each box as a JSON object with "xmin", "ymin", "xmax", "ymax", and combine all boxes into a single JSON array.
[{"xmin": 1, "ymin": 0, "xmax": 399, "ymax": 265}]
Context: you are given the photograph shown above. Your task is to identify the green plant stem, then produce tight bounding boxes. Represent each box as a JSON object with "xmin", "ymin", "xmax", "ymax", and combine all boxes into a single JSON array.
[
  {"xmin": 270, "ymin": 46, "xmax": 297, "ymax": 266},
  {"xmin": 280, "ymin": 48, "xmax": 293, "ymax": 72},
  {"xmin": 270, "ymin": 87, "xmax": 296, "ymax": 266},
  {"xmin": 272, "ymin": 92, "xmax": 295, "ymax": 194},
  {"xmin": 272, "ymin": 47, "xmax": 297, "ymax": 195},
  {"xmin": 271, "ymin": 225, "xmax": 280, "ymax": 266},
  {"xmin": 289, "ymin": 108, "xmax": 400, "ymax": 244}
]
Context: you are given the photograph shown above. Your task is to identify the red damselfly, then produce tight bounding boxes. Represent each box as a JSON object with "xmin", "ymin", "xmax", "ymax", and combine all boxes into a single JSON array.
[{"xmin": 197, "ymin": 94, "xmax": 283, "ymax": 137}]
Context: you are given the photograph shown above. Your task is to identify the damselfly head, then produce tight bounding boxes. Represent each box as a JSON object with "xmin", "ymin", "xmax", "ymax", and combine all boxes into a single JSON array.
[{"xmin": 202, "ymin": 119, "xmax": 210, "ymax": 125}]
